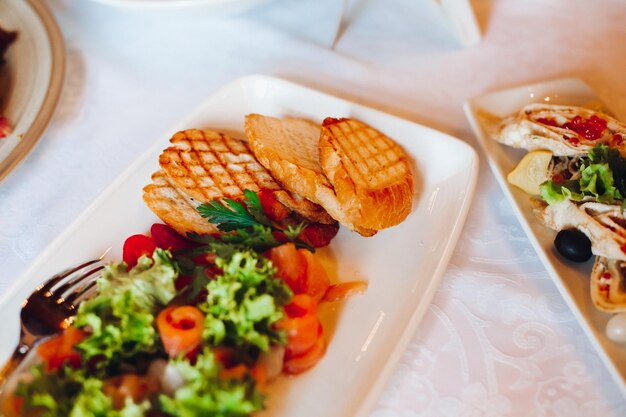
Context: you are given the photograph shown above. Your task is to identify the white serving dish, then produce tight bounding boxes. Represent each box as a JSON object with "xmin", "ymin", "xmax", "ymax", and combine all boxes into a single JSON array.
[
  {"xmin": 464, "ymin": 77, "xmax": 626, "ymax": 397},
  {"xmin": 0, "ymin": 75, "xmax": 478, "ymax": 417}
]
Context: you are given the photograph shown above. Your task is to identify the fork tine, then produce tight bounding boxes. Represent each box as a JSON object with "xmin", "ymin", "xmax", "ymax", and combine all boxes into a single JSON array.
[
  {"xmin": 67, "ymin": 282, "xmax": 99, "ymax": 306},
  {"xmin": 39, "ymin": 259, "xmax": 101, "ymax": 293},
  {"xmin": 64, "ymin": 280, "xmax": 98, "ymax": 306},
  {"xmin": 54, "ymin": 263, "xmax": 104, "ymax": 297}
]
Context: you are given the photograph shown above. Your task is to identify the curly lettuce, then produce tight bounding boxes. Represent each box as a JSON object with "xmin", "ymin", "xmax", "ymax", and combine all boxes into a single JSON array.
[
  {"xmin": 74, "ymin": 249, "xmax": 178, "ymax": 373},
  {"xmin": 13, "ymin": 246, "xmax": 294, "ymax": 417},
  {"xmin": 200, "ymin": 251, "xmax": 292, "ymax": 353},
  {"xmin": 15, "ymin": 366, "xmax": 149, "ymax": 417},
  {"xmin": 159, "ymin": 349, "xmax": 263, "ymax": 417}
]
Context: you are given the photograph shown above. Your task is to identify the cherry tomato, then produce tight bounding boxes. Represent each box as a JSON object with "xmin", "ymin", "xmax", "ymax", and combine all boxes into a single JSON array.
[
  {"xmin": 122, "ymin": 234, "xmax": 157, "ymax": 269},
  {"xmin": 150, "ymin": 223, "xmax": 197, "ymax": 251},
  {"xmin": 298, "ymin": 223, "xmax": 339, "ymax": 248},
  {"xmin": 258, "ymin": 190, "xmax": 290, "ymax": 222}
]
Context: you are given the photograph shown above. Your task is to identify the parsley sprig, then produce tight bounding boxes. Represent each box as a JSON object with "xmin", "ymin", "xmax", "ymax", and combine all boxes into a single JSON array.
[
  {"xmin": 197, "ymin": 190, "xmax": 271, "ymax": 231},
  {"xmin": 195, "ymin": 190, "xmax": 313, "ymax": 252}
]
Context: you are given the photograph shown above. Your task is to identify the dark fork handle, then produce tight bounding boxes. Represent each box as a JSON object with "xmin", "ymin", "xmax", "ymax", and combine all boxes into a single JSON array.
[{"xmin": 0, "ymin": 344, "xmax": 28, "ymax": 391}]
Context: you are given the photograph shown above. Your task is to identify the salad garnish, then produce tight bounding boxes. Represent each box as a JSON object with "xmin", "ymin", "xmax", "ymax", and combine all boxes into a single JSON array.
[
  {"xmin": 196, "ymin": 190, "xmax": 313, "ymax": 252},
  {"xmin": 3, "ymin": 190, "xmax": 366, "ymax": 417},
  {"xmin": 73, "ymin": 249, "xmax": 178, "ymax": 376},
  {"xmin": 200, "ymin": 251, "xmax": 292, "ymax": 354},
  {"xmin": 540, "ymin": 145, "xmax": 626, "ymax": 207}
]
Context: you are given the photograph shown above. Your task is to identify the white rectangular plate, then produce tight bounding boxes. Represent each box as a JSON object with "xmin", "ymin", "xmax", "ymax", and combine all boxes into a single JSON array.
[
  {"xmin": 0, "ymin": 75, "xmax": 478, "ymax": 417},
  {"xmin": 464, "ymin": 77, "xmax": 626, "ymax": 397}
]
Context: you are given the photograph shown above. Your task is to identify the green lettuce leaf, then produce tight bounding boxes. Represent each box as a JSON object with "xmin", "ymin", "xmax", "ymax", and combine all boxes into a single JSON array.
[
  {"xmin": 96, "ymin": 249, "xmax": 178, "ymax": 310},
  {"xmin": 159, "ymin": 349, "xmax": 263, "ymax": 417},
  {"xmin": 15, "ymin": 366, "xmax": 149, "ymax": 417},
  {"xmin": 69, "ymin": 378, "xmax": 150, "ymax": 417},
  {"xmin": 200, "ymin": 251, "xmax": 292, "ymax": 354},
  {"xmin": 540, "ymin": 145, "xmax": 626, "ymax": 205},
  {"xmin": 74, "ymin": 249, "xmax": 178, "ymax": 373}
]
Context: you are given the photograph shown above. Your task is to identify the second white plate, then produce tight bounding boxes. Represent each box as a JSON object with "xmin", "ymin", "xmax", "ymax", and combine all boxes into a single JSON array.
[
  {"xmin": 464, "ymin": 77, "xmax": 626, "ymax": 397},
  {"xmin": 0, "ymin": 75, "xmax": 478, "ymax": 417}
]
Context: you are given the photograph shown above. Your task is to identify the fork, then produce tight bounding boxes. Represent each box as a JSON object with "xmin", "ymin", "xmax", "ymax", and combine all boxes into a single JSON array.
[{"xmin": 0, "ymin": 258, "xmax": 105, "ymax": 389}]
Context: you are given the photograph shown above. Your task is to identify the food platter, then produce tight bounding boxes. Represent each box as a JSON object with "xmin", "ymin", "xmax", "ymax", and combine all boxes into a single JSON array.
[
  {"xmin": 0, "ymin": 0, "xmax": 65, "ymax": 183},
  {"xmin": 0, "ymin": 75, "xmax": 478, "ymax": 416},
  {"xmin": 464, "ymin": 77, "xmax": 626, "ymax": 397}
]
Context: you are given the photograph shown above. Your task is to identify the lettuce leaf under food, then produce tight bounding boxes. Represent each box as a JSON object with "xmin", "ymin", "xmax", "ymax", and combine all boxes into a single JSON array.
[{"xmin": 540, "ymin": 145, "xmax": 625, "ymax": 205}]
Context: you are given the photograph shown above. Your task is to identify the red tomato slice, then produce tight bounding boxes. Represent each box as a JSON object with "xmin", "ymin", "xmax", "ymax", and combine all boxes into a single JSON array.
[
  {"xmin": 284, "ymin": 294, "xmax": 317, "ymax": 317},
  {"xmin": 258, "ymin": 190, "xmax": 290, "ymax": 222},
  {"xmin": 298, "ymin": 223, "xmax": 339, "ymax": 248},
  {"xmin": 37, "ymin": 327, "xmax": 86, "ymax": 372},
  {"xmin": 123, "ymin": 234, "xmax": 157, "ymax": 269},
  {"xmin": 300, "ymin": 250, "xmax": 330, "ymax": 302},
  {"xmin": 283, "ymin": 331, "xmax": 326, "ymax": 375},
  {"xmin": 269, "ymin": 244, "xmax": 332, "ymax": 300},
  {"xmin": 285, "ymin": 321, "xmax": 322, "ymax": 358},
  {"xmin": 268, "ymin": 243, "xmax": 307, "ymax": 293},
  {"xmin": 278, "ymin": 294, "xmax": 321, "ymax": 357},
  {"xmin": 150, "ymin": 223, "xmax": 197, "ymax": 251}
]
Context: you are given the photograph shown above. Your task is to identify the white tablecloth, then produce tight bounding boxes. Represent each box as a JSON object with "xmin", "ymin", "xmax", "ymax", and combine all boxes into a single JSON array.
[{"xmin": 3, "ymin": 0, "xmax": 626, "ymax": 414}]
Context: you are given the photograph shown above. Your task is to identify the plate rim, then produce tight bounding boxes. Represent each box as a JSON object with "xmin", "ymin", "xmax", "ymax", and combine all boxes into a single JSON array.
[
  {"xmin": 463, "ymin": 76, "xmax": 626, "ymax": 398},
  {"xmin": 0, "ymin": 74, "xmax": 480, "ymax": 416},
  {"xmin": 0, "ymin": 0, "xmax": 66, "ymax": 183}
]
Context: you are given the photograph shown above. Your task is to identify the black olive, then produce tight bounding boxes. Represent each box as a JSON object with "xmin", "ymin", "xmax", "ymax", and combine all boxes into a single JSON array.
[{"xmin": 554, "ymin": 229, "xmax": 592, "ymax": 262}]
